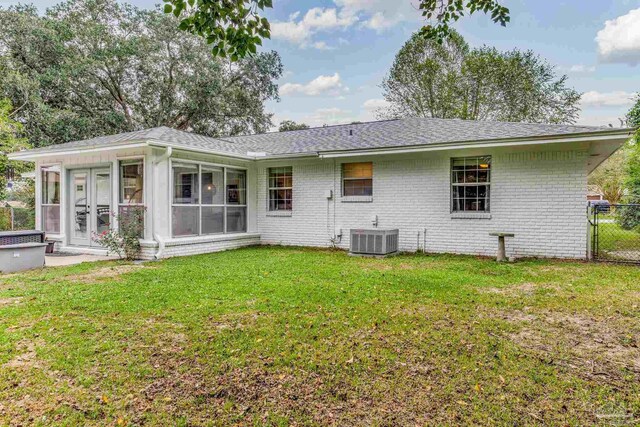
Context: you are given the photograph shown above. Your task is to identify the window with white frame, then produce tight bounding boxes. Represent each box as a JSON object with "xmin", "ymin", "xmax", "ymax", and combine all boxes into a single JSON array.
[
  {"xmin": 342, "ymin": 162, "xmax": 373, "ymax": 196},
  {"xmin": 41, "ymin": 165, "xmax": 61, "ymax": 233},
  {"xmin": 119, "ymin": 159, "xmax": 144, "ymax": 236},
  {"xmin": 451, "ymin": 156, "xmax": 491, "ymax": 212},
  {"xmin": 171, "ymin": 162, "xmax": 246, "ymax": 237},
  {"xmin": 268, "ymin": 167, "xmax": 292, "ymax": 211}
]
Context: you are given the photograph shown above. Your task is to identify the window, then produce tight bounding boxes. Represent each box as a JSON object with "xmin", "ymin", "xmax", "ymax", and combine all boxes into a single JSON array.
[
  {"xmin": 41, "ymin": 165, "xmax": 60, "ymax": 233},
  {"xmin": 342, "ymin": 162, "xmax": 373, "ymax": 196},
  {"xmin": 268, "ymin": 167, "xmax": 292, "ymax": 211},
  {"xmin": 451, "ymin": 156, "xmax": 491, "ymax": 212},
  {"xmin": 119, "ymin": 160, "xmax": 144, "ymax": 236},
  {"xmin": 171, "ymin": 162, "xmax": 246, "ymax": 237}
]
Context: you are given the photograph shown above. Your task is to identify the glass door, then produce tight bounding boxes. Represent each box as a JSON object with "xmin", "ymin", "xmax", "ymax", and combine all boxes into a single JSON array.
[
  {"xmin": 92, "ymin": 169, "xmax": 111, "ymax": 246},
  {"xmin": 68, "ymin": 168, "xmax": 112, "ymax": 247},
  {"xmin": 70, "ymin": 169, "xmax": 90, "ymax": 246}
]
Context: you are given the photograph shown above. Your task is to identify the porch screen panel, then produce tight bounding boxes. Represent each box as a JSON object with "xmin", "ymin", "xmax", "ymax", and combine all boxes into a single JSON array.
[
  {"xmin": 41, "ymin": 165, "xmax": 61, "ymax": 233},
  {"xmin": 172, "ymin": 163, "xmax": 199, "ymax": 236},
  {"xmin": 119, "ymin": 159, "xmax": 144, "ymax": 237}
]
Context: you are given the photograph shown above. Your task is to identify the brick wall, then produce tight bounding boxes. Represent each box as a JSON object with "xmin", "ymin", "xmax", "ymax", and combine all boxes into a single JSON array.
[
  {"xmin": 256, "ymin": 148, "xmax": 589, "ymax": 259},
  {"xmin": 139, "ymin": 234, "xmax": 260, "ymax": 260}
]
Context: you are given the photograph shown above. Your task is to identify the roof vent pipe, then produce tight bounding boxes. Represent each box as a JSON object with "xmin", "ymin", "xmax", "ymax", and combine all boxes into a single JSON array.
[{"xmin": 349, "ymin": 129, "xmax": 353, "ymax": 136}]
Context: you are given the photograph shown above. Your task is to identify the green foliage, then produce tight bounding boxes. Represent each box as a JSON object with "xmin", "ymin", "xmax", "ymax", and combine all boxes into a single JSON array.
[
  {"xmin": 380, "ymin": 31, "xmax": 580, "ymax": 124},
  {"xmin": 0, "ymin": 0, "xmax": 283, "ymax": 148},
  {"xmin": 419, "ymin": 0, "xmax": 510, "ymax": 43},
  {"xmin": 617, "ymin": 139, "xmax": 640, "ymax": 230},
  {"xmin": 0, "ymin": 98, "xmax": 31, "ymax": 200},
  {"xmin": 163, "ymin": 0, "xmax": 272, "ymax": 61},
  {"xmin": 278, "ymin": 120, "xmax": 309, "ymax": 132},
  {"xmin": 588, "ymin": 145, "xmax": 629, "ymax": 205},
  {"xmin": 92, "ymin": 207, "xmax": 145, "ymax": 259}
]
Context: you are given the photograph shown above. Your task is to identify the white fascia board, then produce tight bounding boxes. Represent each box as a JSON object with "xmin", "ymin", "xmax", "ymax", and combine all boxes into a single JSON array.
[
  {"xmin": 147, "ymin": 140, "xmax": 255, "ymax": 161},
  {"xmin": 317, "ymin": 132, "xmax": 632, "ymax": 159},
  {"xmin": 8, "ymin": 141, "xmax": 149, "ymax": 160}
]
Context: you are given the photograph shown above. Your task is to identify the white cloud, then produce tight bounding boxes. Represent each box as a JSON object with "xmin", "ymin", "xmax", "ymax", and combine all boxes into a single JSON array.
[
  {"xmin": 303, "ymin": 108, "xmax": 356, "ymax": 126},
  {"xmin": 581, "ymin": 90, "xmax": 636, "ymax": 107},
  {"xmin": 561, "ymin": 64, "xmax": 596, "ymax": 73},
  {"xmin": 595, "ymin": 8, "xmax": 640, "ymax": 65},
  {"xmin": 270, "ymin": 7, "xmax": 356, "ymax": 48},
  {"xmin": 334, "ymin": 0, "xmax": 420, "ymax": 31},
  {"xmin": 280, "ymin": 73, "xmax": 348, "ymax": 96},
  {"xmin": 362, "ymin": 98, "xmax": 389, "ymax": 110},
  {"xmin": 271, "ymin": 1, "xmax": 419, "ymax": 48}
]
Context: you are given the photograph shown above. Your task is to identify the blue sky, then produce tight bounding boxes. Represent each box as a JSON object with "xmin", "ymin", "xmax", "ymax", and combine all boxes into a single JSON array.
[{"xmin": 6, "ymin": 0, "xmax": 640, "ymax": 128}]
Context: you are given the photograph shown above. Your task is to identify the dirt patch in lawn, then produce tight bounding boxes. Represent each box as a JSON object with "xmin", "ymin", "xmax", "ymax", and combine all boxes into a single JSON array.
[
  {"xmin": 505, "ymin": 310, "xmax": 640, "ymax": 384},
  {"xmin": 65, "ymin": 264, "xmax": 151, "ymax": 284},
  {"xmin": 0, "ymin": 296, "xmax": 23, "ymax": 307},
  {"xmin": 479, "ymin": 282, "xmax": 561, "ymax": 296},
  {"xmin": 3, "ymin": 338, "xmax": 45, "ymax": 369}
]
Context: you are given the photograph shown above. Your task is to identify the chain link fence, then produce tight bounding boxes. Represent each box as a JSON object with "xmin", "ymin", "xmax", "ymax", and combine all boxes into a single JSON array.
[
  {"xmin": 0, "ymin": 207, "xmax": 36, "ymax": 231},
  {"xmin": 591, "ymin": 204, "xmax": 640, "ymax": 263}
]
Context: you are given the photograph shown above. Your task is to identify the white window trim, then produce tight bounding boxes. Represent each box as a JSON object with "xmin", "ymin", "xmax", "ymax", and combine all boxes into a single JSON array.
[
  {"xmin": 450, "ymin": 156, "xmax": 491, "ymax": 214},
  {"xmin": 267, "ymin": 166, "xmax": 293, "ymax": 212},
  {"xmin": 40, "ymin": 164, "xmax": 62, "ymax": 234},
  {"xmin": 170, "ymin": 160, "xmax": 247, "ymax": 237}
]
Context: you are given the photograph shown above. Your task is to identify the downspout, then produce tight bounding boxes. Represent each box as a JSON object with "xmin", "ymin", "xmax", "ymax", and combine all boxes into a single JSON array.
[{"xmin": 153, "ymin": 146, "xmax": 172, "ymax": 259}]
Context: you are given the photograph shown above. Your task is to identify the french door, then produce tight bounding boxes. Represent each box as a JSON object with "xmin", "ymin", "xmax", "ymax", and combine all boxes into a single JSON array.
[{"xmin": 69, "ymin": 168, "xmax": 112, "ymax": 246}]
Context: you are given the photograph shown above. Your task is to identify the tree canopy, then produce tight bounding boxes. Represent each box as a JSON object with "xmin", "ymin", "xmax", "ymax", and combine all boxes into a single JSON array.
[
  {"xmin": 278, "ymin": 120, "xmax": 309, "ymax": 132},
  {"xmin": 0, "ymin": 0, "xmax": 283, "ymax": 148},
  {"xmin": 0, "ymin": 99, "xmax": 30, "ymax": 200},
  {"xmin": 163, "ymin": 0, "xmax": 508, "ymax": 59},
  {"xmin": 377, "ymin": 31, "xmax": 581, "ymax": 124}
]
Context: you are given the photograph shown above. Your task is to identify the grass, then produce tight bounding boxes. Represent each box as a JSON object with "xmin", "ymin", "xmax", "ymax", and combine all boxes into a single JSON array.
[
  {"xmin": 1, "ymin": 246, "xmax": 640, "ymax": 426},
  {"xmin": 596, "ymin": 222, "xmax": 640, "ymax": 258}
]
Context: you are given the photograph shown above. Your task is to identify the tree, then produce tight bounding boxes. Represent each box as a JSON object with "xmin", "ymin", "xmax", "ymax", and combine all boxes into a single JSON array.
[
  {"xmin": 378, "ymin": 31, "xmax": 580, "ymax": 124},
  {"xmin": 0, "ymin": 0, "xmax": 283, "ymax": 148},
  {"xmin": 278, "ymin": 120, "xmax": 309, "ymax": 132},
  {"xmin": 164, "ymin": 0, "xmax": 508, "ymax": 59},
  {"xmin": 616, "ymin": 95, "xmax": 640, "ymax": 230},
  {"xmin": 0, "ymin": 99, "xmax": 30, "ymax": 201},
  {"xmin": 588, "ymin": 147, "xmax": 628, "ymax": 205}
]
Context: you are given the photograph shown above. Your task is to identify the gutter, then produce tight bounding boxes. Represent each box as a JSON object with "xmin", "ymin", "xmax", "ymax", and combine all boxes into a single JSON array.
[{"xmin": 153, "ymin": 146, "xmax": 172, "ymax": 259}]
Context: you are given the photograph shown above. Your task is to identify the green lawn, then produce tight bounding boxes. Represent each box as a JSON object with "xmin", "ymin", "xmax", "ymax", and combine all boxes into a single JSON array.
[{"xmin": 1, "ymin": 247, "xmax": 640, "ymax": 426}]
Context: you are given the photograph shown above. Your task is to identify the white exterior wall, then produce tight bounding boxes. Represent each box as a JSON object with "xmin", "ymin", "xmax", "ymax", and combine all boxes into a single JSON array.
[
  {"xmin": 256, "ymin": 146, "xmax": 589, "ymax": 259},
  {"xmin": 32, "ymin": 142, "xmax": 590, "ymax": 260}
]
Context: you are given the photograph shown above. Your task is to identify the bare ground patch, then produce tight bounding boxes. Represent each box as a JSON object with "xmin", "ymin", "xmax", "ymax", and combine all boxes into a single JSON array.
[
  {"xmin": 478, "ymin": 282, "xmax": 561, "ymax": 296},
  {"xmin": 503, "ymin": 310, "xmax": 640, "ymax": 384},
  {"xmin": 65, "ymin": 264, "xmax": 152, "ymax": 284},
  {"xmin": 0, "ymin": 296, "xmax": 23, "ymax": 307}
]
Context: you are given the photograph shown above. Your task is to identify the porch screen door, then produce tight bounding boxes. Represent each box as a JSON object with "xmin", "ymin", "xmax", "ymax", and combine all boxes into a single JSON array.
[{"xmin": 69, "ymin": 168, "xmax": 111, "ymax": 246}]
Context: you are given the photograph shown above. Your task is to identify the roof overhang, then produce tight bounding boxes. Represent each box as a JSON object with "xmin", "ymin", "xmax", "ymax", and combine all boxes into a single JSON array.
[{"xmin": 317, "ymin": 129, "xmax": 634, "ymax": 158}]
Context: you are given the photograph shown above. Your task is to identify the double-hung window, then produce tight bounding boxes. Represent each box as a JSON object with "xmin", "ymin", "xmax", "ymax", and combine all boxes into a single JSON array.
[
  {"xmin": 171, "ymin": 162, "xmax": 246, "ymax": 237},
  {"xmin": 451, "ymin": 156, "xmax": 491, "ymax": 212},
  {"xmin": 268, "ymin": 167, "xmax": 292, "ymax": 211},
  {"xmin": 41, "ymin": 165, "xmax": 61, "ymax": 233},
  {"xmin": 342, "ymin": 162, "xmax": 373, "ymax": 196},
  {"xmin": 119, "ymin": 159, "xmax": 145, "ymax": 236}
]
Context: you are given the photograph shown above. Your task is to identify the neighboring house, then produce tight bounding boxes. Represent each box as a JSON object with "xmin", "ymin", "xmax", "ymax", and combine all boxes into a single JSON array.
[
  {"xmin": 8, "ymin": 118, "xmax": 632, "ymax": 260},
  {"xmin": 587, "ymin": 185, "xmax": 605, "ymax": 202}
]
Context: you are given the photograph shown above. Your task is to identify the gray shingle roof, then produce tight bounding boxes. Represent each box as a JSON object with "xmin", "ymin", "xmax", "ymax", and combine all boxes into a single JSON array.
[
  {"xmin": 221, "ymin": 118, "xmax": 609, "ymax": 155},
  {"xmin": 12, "ymin": 118, "xmax": 627, "ymax": 159}
]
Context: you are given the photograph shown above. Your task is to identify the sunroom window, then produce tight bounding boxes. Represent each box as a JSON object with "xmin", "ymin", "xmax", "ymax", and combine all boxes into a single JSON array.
[
  {"xmin": 119, "ymin": 159, "xmax": 144, "ymax": 236},
  {"xmin": 41, "ymin": 165, "xmax": 61, "ymax": 233},
  {"xmin": 451, "ymin": 156, "xmax": 491, "ymax": 212},
  {"xmin": 171, "ymin": 162, "xmax": 246, "ymax": 237}
]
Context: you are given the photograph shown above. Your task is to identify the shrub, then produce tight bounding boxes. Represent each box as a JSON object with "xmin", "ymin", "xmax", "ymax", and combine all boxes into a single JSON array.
[{"xmin": 92, "ymin": 207, "xmax": 145, "ymax": 259}]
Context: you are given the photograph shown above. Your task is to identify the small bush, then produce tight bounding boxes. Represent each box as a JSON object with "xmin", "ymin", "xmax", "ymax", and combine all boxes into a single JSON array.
[{"xmin": 92, "ymin": 207, "xmax": 145, "ymax": 259}]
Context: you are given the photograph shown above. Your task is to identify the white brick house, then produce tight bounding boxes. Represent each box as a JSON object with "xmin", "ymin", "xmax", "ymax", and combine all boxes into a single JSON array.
[{"xmin": 9, "ymin": 118, "xmax": 632, "ymax": 260}]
